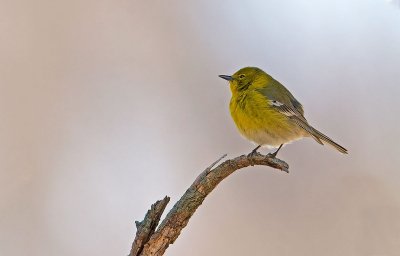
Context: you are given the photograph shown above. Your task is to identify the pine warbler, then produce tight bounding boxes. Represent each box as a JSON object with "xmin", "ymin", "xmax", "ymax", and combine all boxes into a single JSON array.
[{"xmin": 219, "ymin": 67, "xmax": 347, "ymax": 156}]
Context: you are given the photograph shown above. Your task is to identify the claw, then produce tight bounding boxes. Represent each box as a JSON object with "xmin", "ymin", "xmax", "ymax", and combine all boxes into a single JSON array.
[
  {"xmin": 269, "ymin": 144, "xmax": 283, "ymax": 158},
  {"xmin": 248, "ymin": 145, "xmax": 261, "ymax": 157},
  {"xmin": 247, "ymin": 150, "xmax": 259, "ymax": 158},
  {"xmin": 247, "ymin": 145, "xmax": 261, "ymax": 166}
]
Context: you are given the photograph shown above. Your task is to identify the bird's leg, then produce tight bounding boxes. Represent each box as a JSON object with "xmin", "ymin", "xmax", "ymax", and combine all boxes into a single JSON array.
[
  {"xmin": 247, "ymin": 145, "xmax": 261, "ymax": 158},
  {"xmin": 269, "ymin": 144, "xmax": 283, "ymax": 158}
]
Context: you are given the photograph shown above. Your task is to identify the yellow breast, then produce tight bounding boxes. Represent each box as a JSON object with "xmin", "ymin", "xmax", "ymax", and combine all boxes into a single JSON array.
[{"xmin": 229, "ymin": 90, "xmax": 305, "ymax": 147}]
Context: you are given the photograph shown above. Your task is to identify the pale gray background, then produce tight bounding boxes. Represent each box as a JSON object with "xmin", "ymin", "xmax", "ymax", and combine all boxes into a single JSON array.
[{"xmin": 1, "ymin": 0, "xmax": 400, "ymax": 255}]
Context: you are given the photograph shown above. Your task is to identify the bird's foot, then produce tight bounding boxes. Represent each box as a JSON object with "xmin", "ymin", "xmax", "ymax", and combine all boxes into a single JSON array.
[
  {"xmin": 247, "ymin": 145, "xmax": 261, "ymax": 159},
  {"xmin": 247, "ymin": 146, "xmax": 261, "ymax": 166},
  {"xmin": 247, "ymin": 149, "xmax": 259, "ymax": 158},
  {"xmin": 267, "ymin": 151, "xmax": 278, "ymax": 158},
  {"xmin": 267, "ymin": 144, "xmax": 283, "ymax": 158}
]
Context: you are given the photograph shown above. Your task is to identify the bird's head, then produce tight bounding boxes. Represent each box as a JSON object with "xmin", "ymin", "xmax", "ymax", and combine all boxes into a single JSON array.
[{"xmin": 219, "ymin": 67, "xmax": 268, "ymax": 94}]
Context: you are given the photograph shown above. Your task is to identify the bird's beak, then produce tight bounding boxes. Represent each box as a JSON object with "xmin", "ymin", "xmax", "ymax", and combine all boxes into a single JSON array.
[{"xmin": 218, "ymin": 75, "xmax": 233, "ymax": 81}]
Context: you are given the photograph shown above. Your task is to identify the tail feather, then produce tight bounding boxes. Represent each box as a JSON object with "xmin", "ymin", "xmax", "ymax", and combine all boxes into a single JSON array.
[
  {"xmin": 310, "ymin": 127, "xmax": 348, "ymax": 154},
  {"xmin": 291, "ymin": 117, "xmax": 348, "ymax": 154}
]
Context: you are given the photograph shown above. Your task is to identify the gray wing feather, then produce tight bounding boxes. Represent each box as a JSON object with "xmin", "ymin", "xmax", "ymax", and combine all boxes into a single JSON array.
[
  {"xmin": 268, "ymin": 99, "xmax": 323, "ymax": 144},
  {"xmin": 258, "ymin": 78, "xmax": 304, "ymax": 116},
  {"xmin": 258, "ymin": 77, "xmax": 348, "ymax": 154}
]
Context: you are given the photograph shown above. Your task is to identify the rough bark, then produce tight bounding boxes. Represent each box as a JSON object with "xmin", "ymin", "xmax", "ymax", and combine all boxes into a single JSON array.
[
  {"xmin": 130, "ymin": 197, "xmax": 170, "ymax": 256},
  {"xmin": 129, "ymin": 152, "xmax": 289, "ymax": 256}
]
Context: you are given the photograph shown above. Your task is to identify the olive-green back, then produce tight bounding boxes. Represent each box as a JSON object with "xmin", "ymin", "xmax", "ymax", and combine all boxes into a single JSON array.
[{"xmin": 258, "ymin": 77, "xmax": 305, "ymax": 116}]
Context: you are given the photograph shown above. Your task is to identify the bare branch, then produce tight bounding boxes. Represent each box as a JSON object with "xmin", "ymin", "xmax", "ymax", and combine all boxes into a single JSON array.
[
  {"xmin": 130, "ymin": 152, "xmax": 289, "ymax": 256},
  {"xmin": 130, "ymin": 196, "xmax": 170, "ymax": 256}
]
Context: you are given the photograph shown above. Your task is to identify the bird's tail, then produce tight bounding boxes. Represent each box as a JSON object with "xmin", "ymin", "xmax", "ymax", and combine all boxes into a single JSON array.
[{"xmin": 308, "ymin": 126, "xmax": 348, "ymax": 154}]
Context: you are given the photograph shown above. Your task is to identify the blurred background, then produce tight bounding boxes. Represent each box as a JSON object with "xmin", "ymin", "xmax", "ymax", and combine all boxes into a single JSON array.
[{"xmin": 1, "ymin": 0, "xmax": 400, "ymax": 255}]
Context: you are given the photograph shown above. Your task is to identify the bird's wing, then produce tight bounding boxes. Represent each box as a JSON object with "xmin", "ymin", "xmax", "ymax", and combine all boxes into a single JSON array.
[
  {"xmin": 268, "ymin": 99, "xmax": 323, "ymax": 145},
  {"xmin": 267, "ymin": 99, "xmax": 307, "ymax": 122},
  {"xmin": 257, "ymin": 77, "xmax": 304, "ymax": 116},
  {"xmin": 258, "ymin": 79, "xmax": 323, "ymax": 144}
]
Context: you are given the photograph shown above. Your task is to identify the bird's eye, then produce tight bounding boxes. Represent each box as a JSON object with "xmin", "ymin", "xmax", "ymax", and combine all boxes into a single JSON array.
[{"xmin": 239, "ymin": 74, "xmax": 245, "ymax": 79}]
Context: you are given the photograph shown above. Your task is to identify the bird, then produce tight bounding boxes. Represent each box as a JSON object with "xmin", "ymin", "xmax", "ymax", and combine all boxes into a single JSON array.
[{"xmin": 219, "ymin": 67, "xmax": 347, "ymax": 157}]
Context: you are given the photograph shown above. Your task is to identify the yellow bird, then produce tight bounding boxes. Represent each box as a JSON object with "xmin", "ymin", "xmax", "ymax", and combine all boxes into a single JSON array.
[{"xmin": 219, "ymin": 67, "xmax": 347, "ymax": 157}]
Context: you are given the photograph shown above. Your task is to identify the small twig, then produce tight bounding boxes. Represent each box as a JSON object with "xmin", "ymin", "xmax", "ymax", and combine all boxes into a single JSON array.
[
  {"xmin": 194, "ymin": 153, "xmax": 227, "ymax": 185},
  {"xmin": 130, "ymin": 152, "xmax": 289, "ymax": 256},
  {"xmin": 130, "ymin": 197, "xmax": 170, "ymax": 256},
  {"xmin": 206, "ymin": 153, "xmax": 227, "ymax": 172}
]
